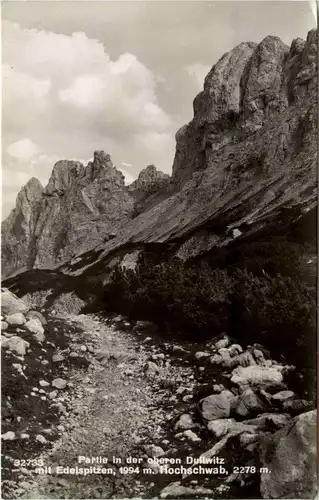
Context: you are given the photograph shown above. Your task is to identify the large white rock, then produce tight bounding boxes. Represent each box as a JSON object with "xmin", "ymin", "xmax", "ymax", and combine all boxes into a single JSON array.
[
  {"xmin": 183, "ymin": 430, "xmax": 201, "ymax": 442},
  {"xmin": 26, "ymin": 310, "xmax": 47, "ymax": 325},
  {"xmin": 259, "ymin": 410, "xmax": 317, "ymax": 499},
  {"xmin": 144, "ymin": 444, "xmax": 165, "ymax": 458},
  {"xmin": 6, "ymin": 313, "xmax": 26, "ymax": 326},
  {"xmin": 52, "ymin": 378, "xmax": 67, "ymax": 389},
  {"xmin": 228, "ymin": 344, "xmax": 243, "ymax": 357},
  {"xmin": 233, "ymin": 388, "xmax": 267, "ymax": 418},
  {"xmin": 200, "ymin": 390, "xmax": 235, "ymax": 420},
  {"xmin": 2, "ymin": 336, "xmax": 30, "ymax": 356},
  {"xmin": 215, "ymin": 336, "xmax": 230, "ymax": 349},
  {"xmin": 1, "ymin": 289, "xmax": 28, "ymax": 316},
  {"xmin": 2, "ymin": 431, "xmax": 16, "ymax": 440},
  {"xmin": 242, "ymin": 413, "xmax": 291, "ymax": 430},
  {"xmin": 160, "ymin": 481, "xmax": 214, "ymax": 499},
  {"xmin": 207, "ymin": 418, "xmax": 237, "ymax": 438},
  {"xmin": 272, "ymin": 390, "xmax": 295, "ymax": 402},
  {"xmin": 174, "ymin": 413, "xmax": 196, "ymax": 431},
  {"xmin": 231, "ymin": 365, "xmax": 283, "ymax": 389},
  {"xmin": 24, "ymin": 318, "xmax": 44, "ymax": 336},
  {"xmin": 195, "ymin": 351, "xmax": 210, "ymax": 360}
]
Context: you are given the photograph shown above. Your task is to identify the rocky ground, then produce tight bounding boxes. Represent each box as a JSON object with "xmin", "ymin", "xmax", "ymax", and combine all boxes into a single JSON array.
[{"xmin": 1, "ymin": 288, "xmax": 317, "ymax": 499}]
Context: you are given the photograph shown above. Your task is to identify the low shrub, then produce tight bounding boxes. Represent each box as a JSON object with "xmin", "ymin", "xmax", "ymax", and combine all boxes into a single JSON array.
[
  {"xmin": 105, "ymin": 260, "xmax": 234, "ymax": 339},
  {"xmin": 230, "ymin": 269, "xmax": 316, "ymax": 398},
  {"xmin": 104, "ymin": 255, "xmax": 316, "ymax": 398},
  {"xmin": 227, "ymin": 240, "xmax": 305, "ymax": 278}
]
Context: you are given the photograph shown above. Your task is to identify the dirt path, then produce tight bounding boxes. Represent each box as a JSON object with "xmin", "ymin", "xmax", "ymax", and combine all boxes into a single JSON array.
[{"xmin": 21, "ymin": 313, "xmax": 196, "ymax": 499}]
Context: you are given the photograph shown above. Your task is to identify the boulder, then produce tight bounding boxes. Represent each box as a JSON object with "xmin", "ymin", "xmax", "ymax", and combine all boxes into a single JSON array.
[
  {"xmin": 1, "ymin": 321, "xmax": 8, "ymax": 331},
  {"xmin": 242, "ymin": 413, "xmax": 291, "ymax": 431},
  {"xmin": 232, "ymin": 351, "xmax": 257, "ymax": 369},
  {"xmin": 2, "ymin": 431, "xmax": 16, "ymax": 440},
  {"xmin": 34, "ymin": 331, "xmax": 45, "ymax": 343},
  {"xmin": 218, "ymin": 347, "xmax": 231, "ymax": 364},
  {"xmin": 212, "ymin": 384, "xmax": 225, "ymax": 393},
  {"xmin": 239, "ymin": 431, "xmax": 260, "ymax": 446},
  {"xmin": 252, "ymin": 348, "xmax": 266, "ymax": 366},
  {"xmin": 232, "ymin": 388, "xmax": 268, "ymax": 418},
  {"xmin": 200, "ymin": 390, "xmax": 235, "ymax": 420},
  {"xmin": 35, "ymin": 435, "xmax": 47, "ymax": 444},
  {"xmin": 183, "ymin": 429, "xmax": 201, "ymax": 442},
  {"xmin": 231, "ymin": 365, "xmax": 283, "ymax": 389},
  {"xmin": 282, "ymin": 398, "xmax": 313, "ymax": 415},
  {"xmin": 194, "ymin": 351, "xmax": 210, "ymax": 360},
  {"xmin": 259, "ymin": 410, "xmax": 317, "ymax": 499},
  {"xmin": 209, "ymin": 354, "xmax": 223, "ymax": 365},
  {"xmin": 145, "ymin": 361, "xmax": 160, "ymax": 376},
  {"xmin": 174, "ymin": 414, "xmax": 196, "ymax": 431},
  {"xmin": 144, "ymin": 444, "xmax": 165, "ymax": 458},
  {"xmin": 39, "ymin": 380, "xmax": 50, "ymax": 388},
  {"xmin": 228, "ymin": 344, "xmax": 243, "ymax": 357},
  {"xmin": 160, "ymin": 481, "xmax": 214, "ymax": 499},
  {"xmin": 215, "ymin": 336, "xmax": 230, "ymax": 349},
  {"xmin": 1, "ymin": 289, "xmax": 29, "ymax": 316},
  {"xmin": 272, "ymin": 390, "xmax": 295, "ymax": 402},
  {"xmin": 2, "ymin": 336, "xmax": 30, "ymax": 356},
  {"xmin": 5, "ymin": 313, "xmax": 26, "ymax": 326},
  {"xmin": 207, "ymin": 418, "xmax": 237, "ymax": 438},
  {"xmin": 26, "ymin": 310, "xmax": 47, "ymax": 325},
  {"xmin": 52, "ymin": 353, "xmax": 65, "ymax": 363},
  {"xmin": 52, "ymin": 378, "xmax": 67, "ymax": 389},
  {"xmin": 24, "ymin": 319, "xmax": 44, "ymax": 336}
]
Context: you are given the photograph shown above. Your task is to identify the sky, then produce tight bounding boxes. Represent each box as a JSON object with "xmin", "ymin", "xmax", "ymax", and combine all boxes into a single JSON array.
[{"xmin": 1, "ymin": 0, "xmax": 317, "ymax": 219}]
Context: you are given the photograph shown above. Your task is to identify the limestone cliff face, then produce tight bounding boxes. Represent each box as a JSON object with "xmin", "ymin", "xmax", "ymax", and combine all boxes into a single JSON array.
[
  {"xmin": 2, "ymin": 152, "xmax": 169, "ymax": 277},
  {"xmin": 2, "ymin": 178, "xmax": 43, "ymax": 277},
  {"xmin": 59, "ymin": 29, "xmax": 317, "ymax": 277},
  {"xmin": 172, "ymin": 30, "xmax": 317, "ymax": 188}
]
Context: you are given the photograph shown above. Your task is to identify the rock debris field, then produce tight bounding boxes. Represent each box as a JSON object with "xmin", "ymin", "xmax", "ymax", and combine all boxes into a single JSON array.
[{"xmin": 1, "ymin": 288, "xmax": 317, "ymax": 499}]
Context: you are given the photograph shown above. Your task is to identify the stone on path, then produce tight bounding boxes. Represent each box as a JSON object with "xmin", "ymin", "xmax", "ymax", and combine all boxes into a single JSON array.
[
  {"xmin": 2, "ymin": 431, "xmax": 15, "ymax": 440},
  {"xmin": 174, "ymin": 414, "xmax": 196, "ymax": 431},
  {"xmin": 6, "ymin": 313, "xmax": 26, "ymax": 326},
  {"xmin": 52, "ymin": 378, "xmax": 67, "ymax": 389},
  {"xmin": 231, "ymin": 365, "xmax": 283, "ymax": 389},
  {"xmin": 2, "ymin": 336, "xmax": 30, "ymax": 356},
  {"xmin": 200, "ymin": 390, "xmax": 235, "ymax": 420}
]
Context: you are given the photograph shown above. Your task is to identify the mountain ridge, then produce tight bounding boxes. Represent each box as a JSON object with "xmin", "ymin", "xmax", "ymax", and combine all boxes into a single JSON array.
[{"xmin": 2, "ymin": 152, "xmax": 170, "ymax": 277}]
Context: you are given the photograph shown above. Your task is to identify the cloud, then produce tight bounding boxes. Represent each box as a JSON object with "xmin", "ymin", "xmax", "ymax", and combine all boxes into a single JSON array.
[
  {"xmin": 7, "ymin": 138, "xmax": 39, "ymax": 159},
  {"xmin": 134, "ymin": 132, "xmax": 175, "ymax": 153},
  {"xmin": 121, "ymin": 162, "xmax": 132, "ymax": 168},
  {"xmin": 2, "ymin": 20, "xmax": 175, "ymax": 217}
]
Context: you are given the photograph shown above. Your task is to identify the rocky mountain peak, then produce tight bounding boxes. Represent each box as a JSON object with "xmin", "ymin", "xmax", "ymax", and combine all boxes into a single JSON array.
[
  {"xmin": 16, "ymin": 177, "xmax": 43, "ymax": 206},
  {"xmin": 85, "ymin": 150, "xmax": 125, "ymax": 185},
  {"xmin": 2, "ymin": 151, "xmax": 171, "ymax": 276},
  {"xmin": 13, "ymin": 178, "xmax": 44, "ymax": 223},
  {"xmin": 129, "ymin": 164, "xmax": 170, "ymax": 192},
  {"xmin": 44, "ymin": 160, "xmax": 85, "ymax": 196},
  {"xmin": 172, "ymin": 29, "xmax": 317, "ymax": 188}
]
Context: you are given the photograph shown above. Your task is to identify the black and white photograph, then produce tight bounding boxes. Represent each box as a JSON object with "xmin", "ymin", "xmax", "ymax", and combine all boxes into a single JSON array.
[{"xmin": 1, "ymin": 1, "xmax": 318, "ymax": 499}]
